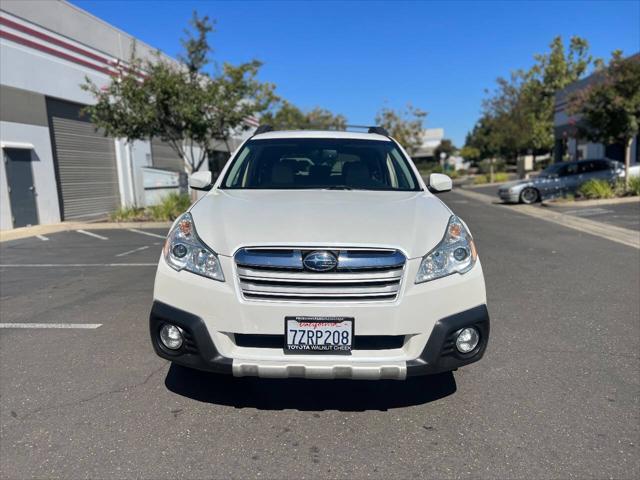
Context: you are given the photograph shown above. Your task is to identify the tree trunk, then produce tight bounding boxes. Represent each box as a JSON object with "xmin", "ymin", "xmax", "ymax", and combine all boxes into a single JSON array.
[
  {"xmin": 624, "ymin": 137, "xmax": 632, "ymax": 190},
  {"xmin": 489, "ymin": 158, "xmax": 495, "ymax": 184}
]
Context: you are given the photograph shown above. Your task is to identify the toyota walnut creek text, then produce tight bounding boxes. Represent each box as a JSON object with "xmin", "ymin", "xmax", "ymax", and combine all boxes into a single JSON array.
[{"xmin": 150, "ymin": 127, "xmax": 490, "ymax": 380}]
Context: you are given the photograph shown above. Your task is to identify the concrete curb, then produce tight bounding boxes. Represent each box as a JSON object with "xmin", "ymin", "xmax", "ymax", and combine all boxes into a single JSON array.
[
  {"xmin": 0, "ymin": 221, "xmax": 171, "ymax": 242},
  {"xmin": 542, "ymin": 196, "xmax": 640, "ymax": 209},
  {"xmin": 463, "ymin": 182, "xmax": 507, "ymax": 189},
  {"xmin": 452, "ymin": 188, "xmax": 640, "ymax": 250}
]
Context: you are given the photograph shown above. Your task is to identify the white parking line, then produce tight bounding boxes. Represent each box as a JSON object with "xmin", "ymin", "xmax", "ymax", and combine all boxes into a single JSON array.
[
  {"xmin": 115, "ymin": 245, "xmax": 150, "ymax": 257},
  {"xmin": 36, "ymin": 235, "xmax": 49, "ymax": 241},
  {"xmin": 76, "ymin": 230, "xmax": 108, "ymax": 240},
  {"xmin": 0, "ymin": 263, "xmax": 156, "ymax": 267},
  {"xmin": 0, "ymin": 323, "xmax": 102, "ymax": 329},
  {"xmin": 128, "ymin": 228, "xmax": 166, "ymax": 239}
]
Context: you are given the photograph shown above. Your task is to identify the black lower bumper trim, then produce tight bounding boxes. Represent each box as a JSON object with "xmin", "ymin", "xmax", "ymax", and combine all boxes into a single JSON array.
[
  {"xmin": 149, "ymin": 302, "xmax": 489, "ymax": 378},
  {"xmin": 406, "ymin": 304, "xmax": 490, "ymax": 376},
  {"xmin": 149, "ymin": 301, "xmax": 232, "ymax": 374}
]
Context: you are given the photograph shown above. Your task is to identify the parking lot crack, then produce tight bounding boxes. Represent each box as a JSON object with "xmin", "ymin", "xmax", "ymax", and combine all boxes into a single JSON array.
[{"xmin": 16, "ymin": 361, "xmax": 169, "ymax": 420}]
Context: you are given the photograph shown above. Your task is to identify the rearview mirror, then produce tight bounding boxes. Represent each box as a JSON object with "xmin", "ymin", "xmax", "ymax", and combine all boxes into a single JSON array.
[
  {"xmin": 428, "ymin": 173, "xmax": 452, "ymax": 193},
  {"xmin": 189, "ymin": 171, "xmax": 213, "ymax": 191}
]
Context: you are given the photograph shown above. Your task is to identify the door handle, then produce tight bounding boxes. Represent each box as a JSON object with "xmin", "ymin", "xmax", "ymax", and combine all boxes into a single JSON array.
[{"xmin": 29, "ymin": 186, "xmax": 35, "ymax": 191}]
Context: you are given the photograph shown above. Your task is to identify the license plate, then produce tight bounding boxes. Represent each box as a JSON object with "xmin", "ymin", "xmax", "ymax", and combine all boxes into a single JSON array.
[{"xmin": 285, "ymin": 316, "xmax": 353, "ymax": 353}]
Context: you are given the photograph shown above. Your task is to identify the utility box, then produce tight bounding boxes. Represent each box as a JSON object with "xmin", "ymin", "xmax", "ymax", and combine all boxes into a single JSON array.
[
  {"xmin": 517, "ymin": 155, "xmax": 534, "ymax": 179},
  {"xmin": 142, "ymin": 167, "xmax": 181, "ymax": 206}
]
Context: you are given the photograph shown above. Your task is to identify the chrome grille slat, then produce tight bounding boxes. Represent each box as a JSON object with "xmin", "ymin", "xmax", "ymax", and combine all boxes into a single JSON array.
[
  {"xmin": 235, "ymin": 247, "xmax": 406, "ymax": 302},
  {"xmin": 237, "ymin": 266, "xmax": 403, "ymax": 282},
  {"xmin": 240, "ymin": 281, "xmax": 400, "ymax": 295}
]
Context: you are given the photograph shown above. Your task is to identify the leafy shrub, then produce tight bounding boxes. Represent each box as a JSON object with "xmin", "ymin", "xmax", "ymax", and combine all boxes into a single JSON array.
[
  {"xmin": 147, "ymin": 193, "xmax": 192, "ymax": 221},
  {"xmin": 473, "ymin": 175, "xmax": 489, "ymax": 185},
  {"xmin": 628, "ymin": 175, "xmax": 640, "ymax": 196},
  {"xmin": 477, "ymin": 159, "xmax": 506, "ymax": 175},
  {"xmin": 110, "ymin": 207, "xmax": 148, "ymax": 222},
  {"xmin": 578, "ymin": 179, "xmax": 615, "ymax": 199},
  {"xmin": 494, "ymin": 172, "xmax": 509, "ymax": 182},
  {"xmin": 417, "ymin": 164, "xmax": 443, "ymax": 176},
  {"xmin": 110, "ymin": 193, "xmax": 191, "ymax": 222},
  {"xmin": 472, "ymin": 172, "xmax": 509, "ymax": 185}
]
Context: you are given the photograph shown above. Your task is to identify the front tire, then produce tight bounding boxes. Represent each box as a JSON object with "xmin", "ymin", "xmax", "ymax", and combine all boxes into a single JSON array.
[{"xmin": 520, "ymin": 187, "xmax": 539, "ymax": 204}]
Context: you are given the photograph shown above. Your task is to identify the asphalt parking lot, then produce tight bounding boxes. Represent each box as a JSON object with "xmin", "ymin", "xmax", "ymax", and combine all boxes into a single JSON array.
[
  {"xmin": 1, "ymin": 191, "xmax": 639, "ymax": 479},
  {"xmin": 470, "ymin": 184, "xmax": 640, "ymax": 231}
]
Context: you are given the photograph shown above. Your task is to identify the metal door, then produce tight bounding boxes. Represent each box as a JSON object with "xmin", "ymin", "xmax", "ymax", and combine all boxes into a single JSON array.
[
  {"xmin": 3, "ymin": 148, "xmax": 38, "ymax": 227},
  {"xmin": 46, "ymin": 98, "xmax": 120, "ymax": 220}
]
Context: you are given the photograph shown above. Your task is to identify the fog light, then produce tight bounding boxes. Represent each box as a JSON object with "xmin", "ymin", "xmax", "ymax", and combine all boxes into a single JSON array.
[
  {"xmin": 455, "ymin": 327, "xmax": 479, "ymax": 353},
  {"xmin": 159, "ymin": 324, "xmax": 183, "ymax": 350}
]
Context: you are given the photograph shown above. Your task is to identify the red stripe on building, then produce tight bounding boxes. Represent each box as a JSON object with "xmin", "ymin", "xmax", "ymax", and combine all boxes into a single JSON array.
[
  {"xmin": 0, "ymin": 16, "xmax": 112, "ymax": 66},
  {"xmin": 0, "ymin": 29, "xmax": 115, "ymax": 77}
]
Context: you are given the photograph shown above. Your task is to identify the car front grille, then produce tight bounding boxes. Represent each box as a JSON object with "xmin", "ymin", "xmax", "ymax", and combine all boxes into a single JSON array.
[{"xmin": 234, "ymin": 247, "xmax": 406, "ymax": 302}]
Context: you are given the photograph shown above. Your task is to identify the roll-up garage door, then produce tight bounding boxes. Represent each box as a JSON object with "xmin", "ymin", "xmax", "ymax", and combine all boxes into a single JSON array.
[
  {"xmin": 151, "ymin": 139, "xmax": 184, "ymax": 171},
  {"xmin": 46, "ymin": 98, "xmax": 120, "ymax": 220}
]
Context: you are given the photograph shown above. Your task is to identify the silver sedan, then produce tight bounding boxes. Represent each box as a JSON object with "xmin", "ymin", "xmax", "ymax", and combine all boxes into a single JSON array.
[{"xmin": 498, "ymin": 159, "xmax": 623, "ymax": 204}]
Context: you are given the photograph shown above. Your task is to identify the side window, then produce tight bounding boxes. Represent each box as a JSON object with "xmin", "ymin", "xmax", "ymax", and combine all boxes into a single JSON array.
[
  {"xmin": 593, "ymin": 160, "xmax": 610, "ymax": 171},
  {"xmin": 561, "ymin": 163, "xmax": 579, "ymax": 176},
  {"xmin": 578, "ymin": 161, "xmax": 595, "ymax": 174}
]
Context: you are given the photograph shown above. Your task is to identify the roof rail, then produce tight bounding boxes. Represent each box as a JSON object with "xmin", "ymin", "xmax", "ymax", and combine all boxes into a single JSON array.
[
  {"xmin": 252, "ymin": 124, "xmax": 390, "ymax": 136},
  {"xmin": 253, "ymin": 125, "xmax": 274, "ymax": 135},
  {"xmin": 367, "ymin": 126, "xmax": 390, "ymax": 136},
  {"xmin": 346, "ymin": 125, "xmax": 390, "ymax": 136}
]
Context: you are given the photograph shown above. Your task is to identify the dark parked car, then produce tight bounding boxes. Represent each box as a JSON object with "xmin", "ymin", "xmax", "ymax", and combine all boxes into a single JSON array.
[{"xmin": 498, "ymin": 159, "xmax": 623, "ymax": 204}]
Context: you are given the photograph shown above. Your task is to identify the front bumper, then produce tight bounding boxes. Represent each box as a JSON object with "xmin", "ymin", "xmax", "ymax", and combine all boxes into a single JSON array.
[
  {"xmin": 150, "ymin": 301, "xmax": 490, "ymax": 380},
  {"xmin": 498, "ymin": 189, "xmax": 519, "ymax": 203},
  {"xmin": 150, "ymin": 254, "xmax": 489, "ymax": 380}
]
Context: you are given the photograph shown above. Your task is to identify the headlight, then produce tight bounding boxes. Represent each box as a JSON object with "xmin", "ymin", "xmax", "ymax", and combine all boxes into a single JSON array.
[
  {"xmin": 163, "ymin": 212, "xmax": 224, "ymax": 281},
  {"xmin": 415, "ymin": 215, "xmax": 477, "ymax": 283}
]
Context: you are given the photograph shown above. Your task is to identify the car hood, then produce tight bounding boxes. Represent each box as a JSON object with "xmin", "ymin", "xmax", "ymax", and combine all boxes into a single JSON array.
[{"xmin": 189, "ymin": 189, "xmax": 453, "ymax": 259}]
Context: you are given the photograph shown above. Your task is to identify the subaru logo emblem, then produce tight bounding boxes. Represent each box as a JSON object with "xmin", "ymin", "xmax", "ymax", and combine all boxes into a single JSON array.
[{"xmin": 303, "ymin": 251, "xmax": 338, "ymax": 272}]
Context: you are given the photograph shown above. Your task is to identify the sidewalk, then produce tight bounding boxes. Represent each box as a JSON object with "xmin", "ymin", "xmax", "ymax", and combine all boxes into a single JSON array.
[
  {"xmin": 0, "ymin": 221, "xmax": 171, "ymax": 242},
  {"xmin": 542, "ymin": 196, "xmax": 640, "ymax": 208}
]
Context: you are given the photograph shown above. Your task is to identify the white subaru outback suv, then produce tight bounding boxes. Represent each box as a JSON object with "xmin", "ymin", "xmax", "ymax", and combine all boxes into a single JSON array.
[{"xmin": 150, "ymin": 126, "xmax": 489, "ymax": 380}]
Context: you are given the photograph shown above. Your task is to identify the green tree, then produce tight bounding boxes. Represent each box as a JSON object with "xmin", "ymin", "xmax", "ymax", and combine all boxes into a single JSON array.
[
  {"xmin": 570, "ymin": 52, "xmax": 640, "ymax": 187},
  {"xmin": 464, "ymin": 36, "xmax": 595, "ymax": 165},
  {"xmin": 434, "ymin": 138, "xmax": 456, "ymax": 160},
  {"xmin": 375, "ymin": 104, "xmax": 427, "ymax": 155},
  {"xmin": 464, "ymin": 117, "xmax": 500, "ymax": 161},
  {"xmin": 521, "ymin": 36, "xmax": 593, "ymax": 154},
  {"xmin": 459, "ymin": 145, "xmax": 480, "ymax": 162},
  {"xmin": 81, "ymin": 12, "xmax": 276, "ymax": 173},
  {"xmin": 260, "ymin": 101, "xmax": 347, "ymax": 130}
]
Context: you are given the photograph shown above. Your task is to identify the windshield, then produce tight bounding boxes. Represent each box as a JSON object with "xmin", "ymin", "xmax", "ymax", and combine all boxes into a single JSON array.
[{"xmin": 221, "ymin": 138, "xmax": 421, "ymax": 191}]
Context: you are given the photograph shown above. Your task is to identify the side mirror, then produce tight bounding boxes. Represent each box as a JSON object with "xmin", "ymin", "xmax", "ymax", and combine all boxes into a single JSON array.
[
  {"xmin": 428, "ymin": 173, "xmax": 452, "ymax": 193},
  {"xmin": 189, "ymin": 171, "xmax": 213, "ymax": 191}
]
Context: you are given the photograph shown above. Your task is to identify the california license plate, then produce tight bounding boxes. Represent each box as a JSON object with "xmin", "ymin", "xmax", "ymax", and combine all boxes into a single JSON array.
[{"xmin": 285, "ymin": 316, "xmax": 353, "ymax": 353}]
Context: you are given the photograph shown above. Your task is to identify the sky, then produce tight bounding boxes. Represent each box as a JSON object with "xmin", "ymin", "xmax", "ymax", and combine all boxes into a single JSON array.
[{"xmin": 71, "ymin": 0, "xmax": 639, "ymax": 147}]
